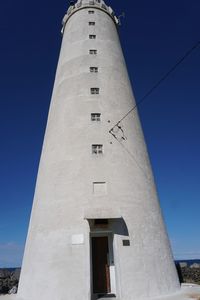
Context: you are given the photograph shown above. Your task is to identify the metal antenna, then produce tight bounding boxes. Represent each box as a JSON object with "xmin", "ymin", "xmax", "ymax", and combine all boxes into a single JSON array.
[{"xmin": 118, "ymin": 12, "xmax": 125, "ymax": 26}]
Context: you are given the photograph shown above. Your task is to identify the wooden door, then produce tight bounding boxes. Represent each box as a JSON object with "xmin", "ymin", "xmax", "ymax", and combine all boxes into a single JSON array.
[{"xmin": 92, "ymin": 236, "xmax": 111, "ymax": 294}]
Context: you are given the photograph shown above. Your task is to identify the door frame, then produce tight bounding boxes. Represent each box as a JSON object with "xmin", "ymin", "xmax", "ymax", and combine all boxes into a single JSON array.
[{"xmin": 90, "ymin": 231, "xmax": 116, "ymax": 297}]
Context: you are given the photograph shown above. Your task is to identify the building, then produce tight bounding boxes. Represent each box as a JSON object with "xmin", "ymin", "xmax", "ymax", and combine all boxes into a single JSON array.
[{"xmin": 18, "ymin": 1, "xmax": 180, "ymax": 299}]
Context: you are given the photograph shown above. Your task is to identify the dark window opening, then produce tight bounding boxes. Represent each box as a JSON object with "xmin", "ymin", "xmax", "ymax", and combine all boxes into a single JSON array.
[
  {"xmin": 90, "ymin": 67, "xmax": 98, "ymax": 73},
  {"xmin": 89, "ymin": 49, "xmax": 97, "ymax": 55},
  {"xmin": 92, "ymin": 144, "xmax": 103, "ymax": 155},
  {"xmin": 89, "ymin": 34, "xmax": 96, "ymax": 39},
  {"xmin": 91, "ymin": 113, "xmax": 101, "ymax": 121},
  {"xmin": 91, "ymin": 87, "xmax": 99, "ymax": 94},
  {"xmin": 122, "ymin": 240, "xmax": 130, "ymax": 246}
]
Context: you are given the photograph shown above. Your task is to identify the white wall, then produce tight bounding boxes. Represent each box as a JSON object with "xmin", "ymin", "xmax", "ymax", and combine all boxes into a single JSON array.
[{"xmin": 18, "ymin": 2, "xmax": 180, "ymax": 300}]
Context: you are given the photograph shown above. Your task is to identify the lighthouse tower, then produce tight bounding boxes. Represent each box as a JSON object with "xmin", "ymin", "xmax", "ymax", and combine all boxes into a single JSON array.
[{"xmin": 18, "ymin": 1, "xmax": 180, "ymax": 300}]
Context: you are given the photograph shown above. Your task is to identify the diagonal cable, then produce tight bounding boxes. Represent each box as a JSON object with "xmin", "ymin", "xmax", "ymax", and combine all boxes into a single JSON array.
[
  {"xmin": 109, "ymin": 40, "xmax": 200, "ymax": 134},
  {"xmin": 110, "ymin": 131, "xmax": 151, "ymax": 181}
]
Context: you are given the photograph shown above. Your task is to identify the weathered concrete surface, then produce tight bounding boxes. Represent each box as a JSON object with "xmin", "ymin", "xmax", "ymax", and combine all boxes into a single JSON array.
[
  {"xmin": 0, "ymin": 296, "xmax": 17, "ymax": 300},
  {"xmin": 155, "ymin": 284, "xmax": 200, "ymax": 300},
  {"xmin": 17, "ymin": 1, "xmax": 180, "ymax": 300},
  {"xmin": 1, "ymin": 284, "xmax": 200, "ymax": 300}
]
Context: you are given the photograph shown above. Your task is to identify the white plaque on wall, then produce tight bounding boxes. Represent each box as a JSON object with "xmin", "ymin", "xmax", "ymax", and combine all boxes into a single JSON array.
[{"xmin": 71, "ymin": 234, "xmax": 84, "ymax": 245}]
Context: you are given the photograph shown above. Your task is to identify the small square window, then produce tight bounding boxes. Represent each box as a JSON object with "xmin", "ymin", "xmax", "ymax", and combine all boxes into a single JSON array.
[
  {"xmin": 91, "ymin": 88, "xmax": 99, "ymax": 94},
  {"xmin": 91, "ymin": 113, "xmax": 101, "ymax": 121},
  {"xmin": 123, "ymin": 240, "xmax": 130, "ymax": 246},
  {"xmin": 92, "ymin": 144, "xmax": 103, "ymax": 155},
  {"xmin": 90, "ymin": 67, "xmax": 98, "ymax": 73},
  {"xmin": 88, "ymin": 10, "xmax": 94, "ymax": 14},
  {"xmin": 89, "ymin": 49, "xmax": 97, "ymax": 55},
  {"xmin": 89, "ymin": 35, "xmax": 96, "ymax": 39},
  {"xmin": 89, "ymin": 22, "xmax": 95, "ymax": 26},
  {"xmin": 93, "ymin": 182, "xmax": 107, "ymax": 195}
]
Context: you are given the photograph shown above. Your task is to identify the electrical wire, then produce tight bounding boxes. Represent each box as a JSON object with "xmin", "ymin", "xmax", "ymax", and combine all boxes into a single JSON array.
[{"xmin": 109, "ymin": 40, "xmax": 200, "ymax": 133}]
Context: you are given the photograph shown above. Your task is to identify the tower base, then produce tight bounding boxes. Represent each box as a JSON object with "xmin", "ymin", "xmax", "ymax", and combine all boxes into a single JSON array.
[{"xmin": 1, "ymin": 284, "xmax": 199, "ymax": 300}]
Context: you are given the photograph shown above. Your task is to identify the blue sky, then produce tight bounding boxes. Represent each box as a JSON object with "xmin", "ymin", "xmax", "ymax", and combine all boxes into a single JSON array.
[{"xmin": 0, "ymin": 0, "xmax": 200, "ymax": 267}]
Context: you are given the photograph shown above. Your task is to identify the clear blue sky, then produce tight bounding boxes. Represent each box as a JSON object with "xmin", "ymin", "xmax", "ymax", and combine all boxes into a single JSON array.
[{"xmin": 0, "ymin": 0, "xmax": 199, "ymax": 267}]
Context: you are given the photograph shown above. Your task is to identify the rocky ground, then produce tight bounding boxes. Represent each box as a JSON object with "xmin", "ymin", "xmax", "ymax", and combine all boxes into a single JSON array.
[
  {"xmin": 176, "ymin": 262, "xmax": 200, "ymax": 285},
  {"xmin": 0, "ymin": 269, "xmax": 20, "ymax": 295}
]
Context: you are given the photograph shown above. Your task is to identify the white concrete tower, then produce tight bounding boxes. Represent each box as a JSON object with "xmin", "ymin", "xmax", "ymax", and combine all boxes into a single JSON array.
[{"xmin": 18, "ymin": 1, "xmax": 180, "ymax": 300}]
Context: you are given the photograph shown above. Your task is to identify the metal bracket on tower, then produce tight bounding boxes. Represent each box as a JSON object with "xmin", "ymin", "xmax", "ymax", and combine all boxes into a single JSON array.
[
  {"xmin": 69, "ymin": 0, "xmax": 75, "ymax": 6},
  {"xmin": 118, "ymin": 12, "xmax": 125, "ymax": 26}
]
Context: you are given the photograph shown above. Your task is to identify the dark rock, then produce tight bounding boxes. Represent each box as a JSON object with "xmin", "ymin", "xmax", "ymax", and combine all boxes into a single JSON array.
[
  {"xmin": 190, "ymin": 263, "xmax": 200, "ymax": 269},
  {"xmin": 0, "ymin": 269, "xmax": 11, "ymax": 279},
  {"xmin": 177, "ymin": 262, "xmax": 200, "ymax": 285},
  {"xmin": 8, "ymin": 286, "xmax": 18, "ymax": 294},
  {"xmin": 180, "ymin": 262, "xmax": 188, "ymax": 268},
  {"xmin": 0, "ymin": 268, "xmax": 21, "ymax": 295},
  {"xmin": 13, "ymin": 268, "xmax": 21, "ymax": 281}
]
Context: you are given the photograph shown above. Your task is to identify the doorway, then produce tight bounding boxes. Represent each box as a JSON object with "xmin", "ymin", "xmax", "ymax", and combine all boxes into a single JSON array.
[{"xmin": 92, "ymin": 236, "xmax": 111, "ymax": 294}]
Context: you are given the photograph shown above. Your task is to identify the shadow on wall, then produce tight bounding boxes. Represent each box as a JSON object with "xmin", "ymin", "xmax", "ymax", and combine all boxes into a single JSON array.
[
  {"xmin": 176, "ymin": 263, "xmax": 183, "ymax": 283},
  {"xmin": 110, "ymin": 218, "xmax": 129, "ymax": 236},
  {"xmin": 87, "ymin": 218, "xmax": 129, "ymax": 237}
]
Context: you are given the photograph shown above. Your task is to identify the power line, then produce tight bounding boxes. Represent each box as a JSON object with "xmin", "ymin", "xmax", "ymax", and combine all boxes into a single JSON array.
[{"xmin": 109, "ymin": 40, "xmax": 200, "ymax": 133}]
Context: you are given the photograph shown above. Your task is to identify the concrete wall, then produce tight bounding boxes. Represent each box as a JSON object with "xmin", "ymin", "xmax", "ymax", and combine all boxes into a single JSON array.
[{"xmin": 18, "ymin": 1, "xmax": 180, "ymax": 300}]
